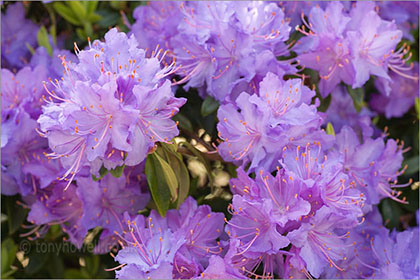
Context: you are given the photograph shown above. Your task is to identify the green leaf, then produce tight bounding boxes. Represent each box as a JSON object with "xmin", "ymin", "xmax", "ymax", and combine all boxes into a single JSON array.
[
  {"xmin": 1, "ymin": 239, "xmax": 17, "ymax": 277},
  {"xmin": 25, "ymin": 43, "xmax": 35, "ymax": 55},
  {"xmin": 4, "ymin": 196, "xmax": 27, "ymax": 235},
  {"xmin": 160, "ymin": 143, "xmax": 190, "ymax": 207},
  {"xmin": 415, "ymin": 97, "xmax": 419, "ymax": 119},
  {"xmin": 326, "ymin": 122, "xmax": 336, "ymax": 136},
  {"xmin": 201, "ymin": 96, "xmax": 219, "ymax": 117},
  {"xmin": 49, "ymin": 25, "xmax": 57, "ymax": 46},
  {"xmin": 88, "ymin": 13, "xmax": 102, "ymax": 23},
  {"xmin": 84, "ymin": 1, "xmax": 98, "ymax": 15},
  {"xmin": 53, "ymin": 2, "xmax": 81, "ymax": 25},
  {"xmin": 172, "ymin": 113, "xmax": 193, "ymax": 133},
  {"xmin": 154, "ymin": 153, "xmax": 179, "ymax": 201},
  {"xmin": 346, "ymin": 85, "xmax": 365, "ymax": 112},
  {"xmin": 180, "ymin": 141, "xmax": 214, "ymax": 188},
  {"xmin": 92, "ymin": 165, "xmax": 108, "ymax": 181},
  {"xmin": 85, "ymin": 255, "xmax": 99, "ymax": 277},
  {"xmin": 145, "ymin": 153, "xmax": 175, "ymax": 216},
  {"xmin": 37, "ymin": 26, "xmax": 53, "ymax": 56},
  {"xmin": 83, "ymin": 21, "xmax": 93, "ymax": 38},
  {"xmin": 380, "ymin": 198, "xmax": 403, "ymax": 230},
  {"xmin": 76, "ymin": 28, "xmax": 87, "ymax": 40},
  {"xmin": 47, "ymin": 254, "xmax": 64, "ymax": 278},
  {"xmin": 68, "ymin": 1, "xmax": 87, "ymax": 23},
  {"xmin": 64, "ymin": 268, "xmax": 89, "ymax": 279},
  {"xmin": 403, "ymin": 156, "xmax": 419, "ymax": 175},
  {"xmin": 109, "ymin": 164, "xmax": 125, "ymax": 178}
]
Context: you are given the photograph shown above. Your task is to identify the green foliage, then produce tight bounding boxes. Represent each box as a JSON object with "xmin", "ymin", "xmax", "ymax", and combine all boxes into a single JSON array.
[
  {"xmin": 53, "ymin": 1, "xmax": 101, "ymax": 40},
  {"xmin": 37, "ymin": 26, "xmax": 53, "ymax": 56}
]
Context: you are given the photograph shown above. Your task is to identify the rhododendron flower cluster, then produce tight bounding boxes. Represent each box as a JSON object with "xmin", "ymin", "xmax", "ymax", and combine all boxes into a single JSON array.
[{"xmin": 1, "ymin": 1, "xmax": 418, "ymax": 279}]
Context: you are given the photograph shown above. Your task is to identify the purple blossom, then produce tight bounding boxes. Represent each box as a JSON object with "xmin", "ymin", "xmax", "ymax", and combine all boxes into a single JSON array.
[
  {"xmin": 296, "ymin": 1, "xmax": 411, "ymax": 96},
  {"xmin": 1, "ymin": 2, "xmax": 39, "ymax": 69},
  {"xmin": 370, "ymin": 63, "xmax": 419, "ymax": 118},
  {"xmin": 30, "ymin": 46, "xmax": 78, "ymax": 81},
  {"xmin": 131, "ymin": 2, "xmax": 183, "ymax": 50},
  {"xmin": 296, "ymin": 2, "xmax": 354, "ymax": 97},
  {"xmin": 166, "ymin": 197, "xmax": 224, "ymax": 266},
  {"xmin": 114, "ymin": 212, "xmax": 185, "ymax": 279},
  {"xmin": 26, "ymin": 182, "xmax": 87, "ymax": 248},
  {"xmin": 225, "ymin": 194, "xmax": 290, "ymax": 255},
  {"xmin": 76, "ymin": 171, "xmax": 149, "ymax": 239},
  {"xmin": 324, "ymin": 85, "xmax": 375, "ymax": 139},
  {"xmin": 217, "ymin": 72, "xmax": 329, "ymax": 172},
  {"xmin": 287, "ymin": 206, "xmax": 356, "ymax": 278},
  {"xmin": 377, "ymin": 1, "xmax": 419, "ymax": 41},
  {"xmin": 1, "ymin": 65, "xmax": 48, "ymax": 120},
  {"xmin": 1, "ymin": 111, "xmax": 62, "ymax": 196},
  {"xmin": 132, "ymin": 1, "xmax": 295, "ymax": 101},
  {"xmin": 37, "ymin": 28, "xmax": 186, "ymax": 186},
  {"xmin": 346, "ymin": 2, "xmax": 402, "ymax": 88},
  {"xmin": 366, "ymin": 226, "xmax": 420, "ymax": 279},
  {"xmin": 280, "ymin": 143, "xmax": 365, "ymax": 219},
  {"xmin": 334, "ymin": 126, "xmax": 408, "ymax": 205}
]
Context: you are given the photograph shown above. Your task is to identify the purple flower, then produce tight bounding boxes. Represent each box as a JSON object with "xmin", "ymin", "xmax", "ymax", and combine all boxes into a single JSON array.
[
  {"xmin": 295, "ymin": 2, "xmax": 354, "ymax": 97},
  {"xmin": 1, "ymin": 65, "xmax": 48, "ymax": 120},
  {"xmin": 166, "ymin": 197, "xmax": 225, "ymax": 266},
  {"xmin": 76, "ymin": 171, "xmax": 149, "ymax": 239},
  {"xmin": 324, "ymin": 85, "xmax": 375, "ymax": 139},
  {"xmin": 30, "ymin": 46, "xmax": 78, "ymax": 81},
  {"xmin": 132, "ymin": 2, "xmax": 295, "ymax": 101},
  {"xmin": 26, "ymin": 182, "xmax": 87, "ymax": 248},
  {"xmin": 1, "ymin": 111, "xmax": 62, "ymax": 196},
  {"xmin": 287, "ymin": 206, "xmax": 356, "ymax": 278},
  {"xmin": 296, "ymin": 1, "xmax": 411, "ymax": 96},
  {"xmin": 377, "ymin": 1, "xmax": 419, "ymax": 41},
  {"xmin": 38, "ymin": 28, "xmax": 186, "ymax": 186},
  {"xmin": 217, "ymin": 72, "xmax": 328, "ymax": 172},
  {"xmin": 346, "ymin": 1, "xmax": 402, "ymax": 88},
  {"xmin": 1, "ymin": 2, "xmax": 39, "ymax": 69},
  {"xmin": 334, "ymin": 126, "xmax": 408, "ymax": 205},
  {"xmin": 257, "ymin": 169, "xmax": 311, "ymax": 227},
  {"xmin": 131, "ymin": 2, "xmax": 183, "ymax": 50},
  {"xmin": 281, "ymin": 142, "xmax": 365, "ymax": 218},
  {"xmin": 370, "ymin": 63, "xmax": 419, "ymax": 118},
  {"xmin": 114, "ymin": 211, "xmax": 185, "ymax": 279},
  {"xmin": 226, "ymin": 195, "xmax": 289, "ymax": 255}
]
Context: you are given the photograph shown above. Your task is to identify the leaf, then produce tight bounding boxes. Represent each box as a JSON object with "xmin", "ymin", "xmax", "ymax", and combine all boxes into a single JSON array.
[
  {"xmin": 403, "ymin": 156, "xmax": 419, "ymax": 175},
  {"xmin": 145, "ymin": 153, "xmax": 176, "ymax": 216},
  {"xmin": 326, "ymin": 122, "xmax": 336, "ymax": 136},
  {"xmin": 160, "ymin": 143, "xmax": 190, "ymax": 207},
  {"xmin": 64, "ymin": 269, "xmax": 90, "ymax": 279},
  {"xmin": 53, "ymin": 2, "xmax": 81, "ymax": 25},
  {"xmin": 49, "ymin": 25, "xmax": 57, "ymax": 46},
  {"xmin": 84, "ymin": 1, "xmax": 98, "ymax": 15},
  {"xmin": 68, "ymin": 1, "xmax": 87, "ymax": 23},
  {"xmin": 109, "ymin": 164, "xmax": 125, "ymax": 178},
  {"xmin": 180, "ymin": 141, "xmax": 214, "ymax": 187},
  {"xmin": 76, "ymin": 28, "xmax": 87, "ymax": 40},
  {"xmin": 172, "ymin": 113, "xmax": 193, "ymax": 133},
  {"xmin": 346, "ymin": 85, "xmax": 365, "ymax": 112},
  {"xmin": 415, "ymin": 97, "xmax": 419, "ymax": 119},
  {"xmin": 154, "ymin": 153, "xmax": 179, "ymax": 201},
  {"xmin": 201, "ymin": 96, "xmax": 219, "ymax": 117},
  {"xmin": 88, "ymin": 13, "xmax": 102, "ymax": 23},
  {"xmin": 380, "ymin": 198, "xmax": 403, "ymax": 230},
  {"xmin": 25, "ymin": 43, "xmax": 35, "ymax": 55},
  {"xmin": 92, "ymin": 165, "xmax": 108, "ymax": 181},
  {"xmin": 37, "ymin": 26, "xmax": 53, "ymax": 56},
  {"xmin": 1, "ymin": 239, "xmax": 17, "ymax": 277},
  {"xmin": 4, "ymin": 196, "xmax": 27, "ymax": 235}
]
